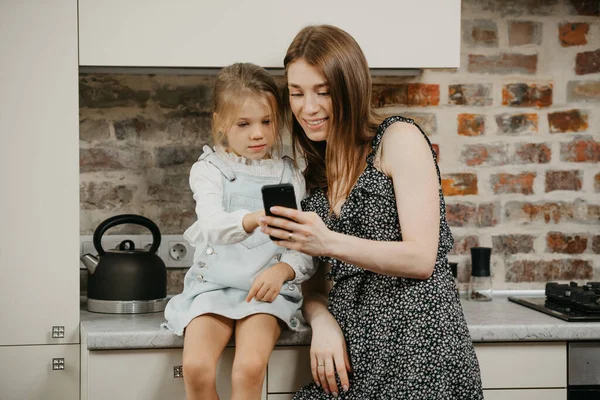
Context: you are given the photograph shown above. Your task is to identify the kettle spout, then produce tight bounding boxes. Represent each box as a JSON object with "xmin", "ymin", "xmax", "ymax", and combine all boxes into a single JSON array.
[{"xmin": 80, "ymin": 254, "xmax": 99, "ymax": 274}]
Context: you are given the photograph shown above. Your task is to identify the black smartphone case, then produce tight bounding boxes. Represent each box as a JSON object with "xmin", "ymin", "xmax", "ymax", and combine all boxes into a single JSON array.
[{"xmin": 261, "ymin": 183, "xmax": 297, "ymax": 240}]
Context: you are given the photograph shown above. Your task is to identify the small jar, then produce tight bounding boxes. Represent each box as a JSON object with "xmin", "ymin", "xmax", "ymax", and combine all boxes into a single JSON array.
[{"xmin": 469, "ymin": 247, "xmax": 493, "ymax": 301}]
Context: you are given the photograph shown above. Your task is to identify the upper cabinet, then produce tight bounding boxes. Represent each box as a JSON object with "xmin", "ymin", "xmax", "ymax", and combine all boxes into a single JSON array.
[{"xmin": 78, "ymin": 0, "xmax": 461, "ymax": 69}]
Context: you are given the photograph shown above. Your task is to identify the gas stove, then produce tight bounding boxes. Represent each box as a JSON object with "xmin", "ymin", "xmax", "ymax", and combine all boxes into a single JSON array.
[{"xmin": 508, "ymin": 282, "xmax": 600, "ymax": 322}]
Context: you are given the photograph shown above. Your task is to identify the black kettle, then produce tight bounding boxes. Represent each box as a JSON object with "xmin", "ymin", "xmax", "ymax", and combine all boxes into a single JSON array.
[{"xmin": 80, "ymin": 214, "xmax": 167, "ymax": 313}]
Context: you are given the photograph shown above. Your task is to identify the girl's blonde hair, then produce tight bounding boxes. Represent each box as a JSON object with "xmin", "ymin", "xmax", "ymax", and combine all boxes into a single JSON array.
[
  {"xmin": 212, "ymin": 63, "xmax": 283, "ymax": 157},
  {"xmin": 283, "ymin": 25, "xmax": 382, "ymax": 207}
]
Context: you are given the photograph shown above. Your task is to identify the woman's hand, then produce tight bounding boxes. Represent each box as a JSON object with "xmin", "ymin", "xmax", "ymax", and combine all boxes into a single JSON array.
[
  {"xmin": 245, "ymin": 262, "xmax": 294, "ymax": 303},
  {"xmin": 258, "ymin": 207, "xmax": 337, "ymax": 257},
  {"xmin": 309, "ymin": 313, "xmax": 352, "ymax": 395}
]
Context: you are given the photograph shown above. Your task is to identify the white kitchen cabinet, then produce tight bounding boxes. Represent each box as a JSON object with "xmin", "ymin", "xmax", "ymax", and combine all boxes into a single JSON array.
[
  {"xmin": 268, "ymin": 347, "xmax": 313, "ymax": 394},
  {"xmin": 483, "ymin": 389, "xmax": 566, "ymax": 400},
  {"xmin": 0, "ymin": 344, "xmax": 79, "ymax": 400},
  {"xmin": 81, "ymin": 347, "xmax": 267, "ymax": 400},
  {"xmin": 266, "ymin": 343, "xmax": 567, "ymax": 397},
  {"xmin": 475, "ymin": 342, "xmax": 567, "ymax": 389},
  {"xmin": 78, "ymin": 0, "xmax": 460, "ymax": 69},
  {"xmin": 267, "ymin": 395, "xmax": 295, "ymax": 400},
  {"xmin": 0, "ymin": 0, "xmax": 80, "ymax": 395}
]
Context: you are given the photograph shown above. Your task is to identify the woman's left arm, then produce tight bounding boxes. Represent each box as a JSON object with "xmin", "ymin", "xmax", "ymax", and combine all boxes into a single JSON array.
[{"xmin": 261, "ymin": 122, "xmax": 440, "ymax": 280}]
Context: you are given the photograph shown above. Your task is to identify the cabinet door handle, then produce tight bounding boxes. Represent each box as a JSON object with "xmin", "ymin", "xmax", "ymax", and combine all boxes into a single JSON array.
[
  {"xmin": 174, "ymin": 365, "xmax": 184, "ymax": 378},
  {"xmin": 52, "ymin": 358, "xmax": 65, "ymax": 370},
  {"xmin": 51, "ymin": 326, "xmax": 65, "ymax": 338}
]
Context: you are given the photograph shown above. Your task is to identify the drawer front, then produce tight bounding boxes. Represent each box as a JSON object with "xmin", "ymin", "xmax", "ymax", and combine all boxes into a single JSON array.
[
  {"xmin": 267, "ymin": 343, "xmax": 566, "ymax": 394},
  {"xmin": 483, "ymin": 389, "xmax": 566, "ymax": 400},
  {"xmin": 475, "ymin": 342, "xmax": 566, "ymax": 389},
  {"xmin": 87, "ymin": 348, "xmax": 238, "ymax": 400},
  {"xmin": 268, "ymin": 395, "xmax": 295, "ymax": 400},
  {"xmin": 268, "ymin": 346, "xmax": 312, "ymax": 393}
]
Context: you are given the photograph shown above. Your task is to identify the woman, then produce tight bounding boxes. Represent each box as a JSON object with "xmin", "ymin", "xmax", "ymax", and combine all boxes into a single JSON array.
[{"xmin": 259, "ymin": 25, "xmax": 483, "ymax": 399}]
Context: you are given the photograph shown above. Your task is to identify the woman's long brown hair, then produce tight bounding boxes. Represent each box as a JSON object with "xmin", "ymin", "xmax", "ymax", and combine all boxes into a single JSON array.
[{"xmin": 283, "ymin": 25, "xmax": 382, "ymax": 209}]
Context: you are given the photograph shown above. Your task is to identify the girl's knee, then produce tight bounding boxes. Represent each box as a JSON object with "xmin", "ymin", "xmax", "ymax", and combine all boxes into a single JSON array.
[
  {"xmin": 183, "ymin": 357, "xmax": 217, "ymax": 387},
  {"xmin": 231, "ymin": 355, "xmax": 268, "ymax": 386}
]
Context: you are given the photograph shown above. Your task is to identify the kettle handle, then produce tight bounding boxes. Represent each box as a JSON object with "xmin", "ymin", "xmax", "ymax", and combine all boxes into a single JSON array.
[{"xmin": 93, "ymin": 214, "xmax": 161, "ymax": 256}]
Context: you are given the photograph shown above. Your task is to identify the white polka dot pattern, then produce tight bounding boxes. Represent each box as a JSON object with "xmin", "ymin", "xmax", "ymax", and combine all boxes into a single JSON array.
[{"xmin": 294, "ymin": 116, "xmax": 484, "ymax": 399}]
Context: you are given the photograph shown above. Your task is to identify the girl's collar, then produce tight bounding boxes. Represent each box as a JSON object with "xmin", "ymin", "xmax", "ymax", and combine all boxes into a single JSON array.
[{"xmin": 215, "ymin": 145, "xmax": 280, "ymax": 167}]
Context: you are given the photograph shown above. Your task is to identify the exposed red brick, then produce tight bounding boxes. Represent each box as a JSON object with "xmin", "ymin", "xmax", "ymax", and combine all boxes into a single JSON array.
[
  {"xmin": 431, "ymin": 144, "xmax": 440, "ymax": 162},
  {"xmin": 592, "ymin": 236, "xmax": 600, "ymax": 253},
  {"xmin": 462, "ymin": 144, "xmax": 509, "ymax": 166},
  {"xmin": 469, "ymin": 53, "xmax": 538, "ymax": 75},
  {"xmin": 508, "ymin": 21, "xmax": 542, "ymax": 46},
  {"xmin": 587, "ymin": 204, "xmax": 600, "ymax": 224},
  {"xmin": 576, "ymin": 49, "xmax": 600, "ymax": 75},
  {"xmin": 506, "ymin": 259, "xmax": 593, "ymax": 282},
  {"xmin": 513, "ymin": 143, "xmax": 551, "ymax": 164},
  {"xmin": 441, "ymin": 173, "xmax": 478, "ymax": 196},
  {"xmin": 504, "ymin": 201, "xmax": 579, "ymax": 224},
  {"xmin": 446, "ymin": 202, "xmax": 498, "ymax": 227},
  {"xmin": 559, "ymin": 22, "xmax": 589, "ymax": 46},
  {"xmin": 463, "ymin": 19, "xmax": 498, "ymax": 47},
  {"xmin": 491, "ymin": 172, "xmax": 536, "ymax": 195},
  {"xmin": 80, "ymin": 119, "xmax": 111, "ymax": 142},
  {"xmin": 156, "ymin": 205, "xmax": 197, "ymax": 235},
  {"xmin": 449, "ymin": 235, "xmax": 480, "ymax": 255},
  {"xmin": 560, "ymin": 137, "xmax": 600, "ymax": 162},
  {"xmin": 463, "ymin": 0, "xmax": 565, "ymax": 17},
  {"xmin": 155, "ymin": 145, "xmax": 204, "ymax": 167},
  {"xmin": 595, "ymin": 173, "xmax": 600, "ymax": 192},
  {"xmin": 569, "ymin": 0, "xmax": 600, "ymax": 16},
  {"xmin": 545, "ymin": 170, "xmax": 583, "ymax": 192},
  {"xmin": 448, "ymin": 84, "xmax": 493, "ymax": 106},
  {"xmin": 503, "ymin": 83, "xmax": 553, "ymax": 107},
  {"xmin": 458, "ymin": 114, "xmax": 486, "ymax": 136},
  {"xmin": 496, "ymin": 113, "xmax": 538, "ymax": 135},
  {"xmin": 407, "ymin": 84, "xmax": 440, "ymax": 106},
  {"xmin": 547, "ymin": 232, "xmax": 588, "ymax": 254},
  {"xmin": 548, "ymin": 109, "xmax": 588, "ymax": 133},
  {"xmin": 492, "ymin": 235, "xmax": 535, "ymax": 254},
  {"xmin": 147, "ymin": 174, "xmax": 194, "ymax": 203},
  {"xmin": 372, "ymin": 84, "xmax": 408, "ymax": 107},
  {"xmin": 79, "ymin": 74, "xmax": 151, "ymax": 109},
  {"xmin": 80, "ymin": 182, "xmax": 136, "ymax": 210},
  {"xmin": 567, "ymin": 80, "xmax": 600, "ymax": 102},
  {"xmin": 401, "ymin": 113, "xmax": 437, "ymax": 135},
  {"xmin": 80, "ymin": 148, "xmax": 123, "ymax": 172}
]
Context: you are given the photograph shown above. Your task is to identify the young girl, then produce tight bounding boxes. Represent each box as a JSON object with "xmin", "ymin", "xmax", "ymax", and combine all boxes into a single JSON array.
[{"xmin": 162, "ymin": 63, "xmax": 314, "ymax": 400}]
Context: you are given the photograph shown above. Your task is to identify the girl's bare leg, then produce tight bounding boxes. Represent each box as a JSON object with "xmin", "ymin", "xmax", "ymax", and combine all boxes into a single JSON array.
[
  {"xmin": 183, "ymin": 314, "xmax": 234, "ymax": 400},
  {"xmin": 231, "ymin": 314, "xmax": 281, "ymax": 400}
]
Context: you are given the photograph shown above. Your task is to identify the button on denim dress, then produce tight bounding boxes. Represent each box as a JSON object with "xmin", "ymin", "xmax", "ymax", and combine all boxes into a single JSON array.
[{"xmin": 162, "ymin": 147, "xmax": 311, "ymax": 336}]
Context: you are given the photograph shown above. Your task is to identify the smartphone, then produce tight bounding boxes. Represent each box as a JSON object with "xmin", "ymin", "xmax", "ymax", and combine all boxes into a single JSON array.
[{"xmin": 261, "ymin": 183, "xmax": 298, "ymax": 241}]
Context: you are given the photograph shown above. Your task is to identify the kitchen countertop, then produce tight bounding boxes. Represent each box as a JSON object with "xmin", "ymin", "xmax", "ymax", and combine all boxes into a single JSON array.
[{"xmin": 80, "ymin": 295, "xmax": 600, "ymax": 350}]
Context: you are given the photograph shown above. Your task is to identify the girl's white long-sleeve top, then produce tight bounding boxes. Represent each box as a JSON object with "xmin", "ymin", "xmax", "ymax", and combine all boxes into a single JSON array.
[{"xmin": 183, "ymin": 146, "xmax": 314, "ymax": 283}]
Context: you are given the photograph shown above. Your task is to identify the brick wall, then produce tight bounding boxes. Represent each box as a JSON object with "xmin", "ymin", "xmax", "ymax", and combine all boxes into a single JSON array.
[{"xmin": 80, "ymin": 0, "xmax": 599, "ymax": 292}]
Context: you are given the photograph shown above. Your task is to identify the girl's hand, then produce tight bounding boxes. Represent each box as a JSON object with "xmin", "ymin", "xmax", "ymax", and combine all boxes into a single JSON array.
[
  {"xmin": 259, "ymin": 208, "xmax": 336, "ymax": 257},
  {"xmin": 245, "ymin": 262, "xmax": 294, "ymax": 303},
  {"xmin": 310, "ymin": 313, "xmax": 352, "ymax": 395},
  {"xmin": 242, "ymin": 210, "xmax": 266, "ymax": 233}
]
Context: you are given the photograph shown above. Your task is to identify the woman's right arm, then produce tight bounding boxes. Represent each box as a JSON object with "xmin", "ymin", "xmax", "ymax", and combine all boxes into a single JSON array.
[
  {"xmin": 184, "ymin": 161, "xmax": 256, "ymax": 247},
  {"xmin": 302, "ymin": 260, "xmax": 352, "ymax": 395}
]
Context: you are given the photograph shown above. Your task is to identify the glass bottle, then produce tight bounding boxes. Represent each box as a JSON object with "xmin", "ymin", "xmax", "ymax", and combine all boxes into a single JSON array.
[{"xmin": 469, "ymin": 247, "xmax": 493, "ymax": 301}]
